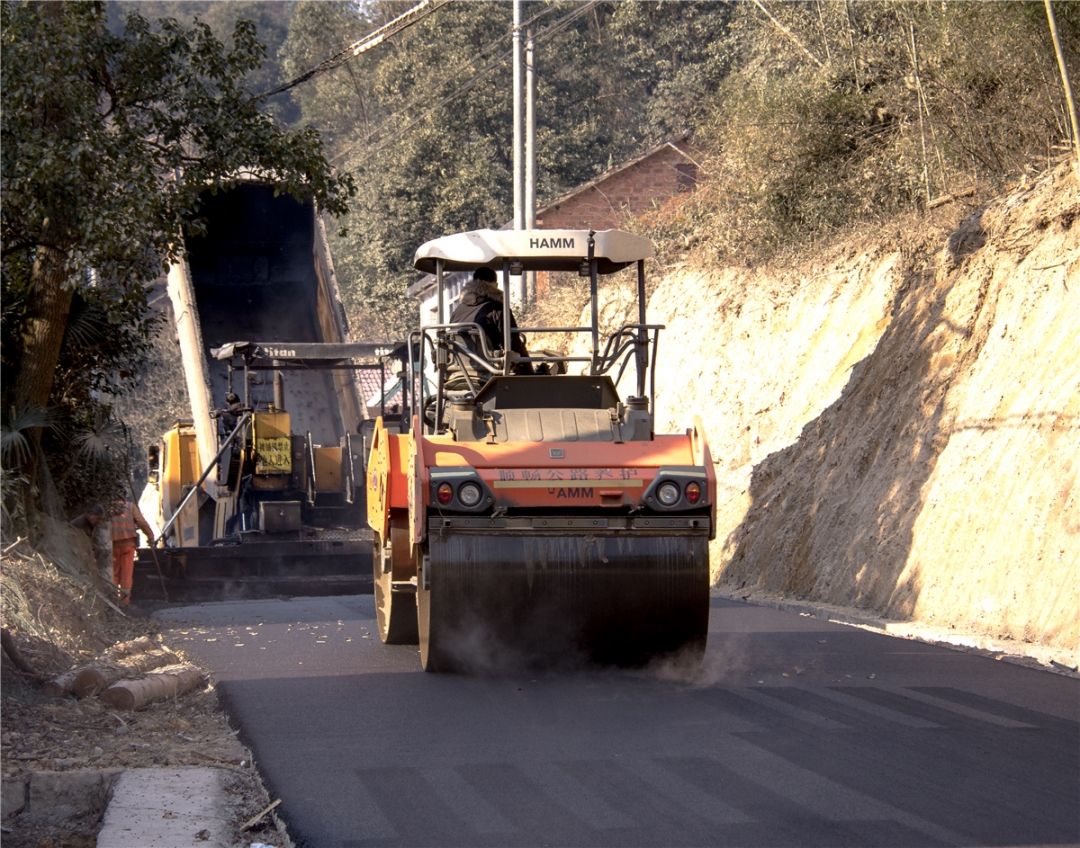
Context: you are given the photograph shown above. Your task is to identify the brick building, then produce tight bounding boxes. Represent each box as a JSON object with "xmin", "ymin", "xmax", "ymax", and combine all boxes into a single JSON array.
[{"xmin": 535, "ymin": 134, "xmax": 701, "ymax": 230}]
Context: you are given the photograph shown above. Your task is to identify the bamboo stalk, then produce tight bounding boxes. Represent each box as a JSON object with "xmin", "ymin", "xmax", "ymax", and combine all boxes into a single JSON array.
[
  {"xmin": 1, "ymin": 537, "xmax": 28, "ymax": 556},
  {"xmin": 752, "ymin": 0, "xmax": 825, "ymax": 69},
  {"xmin": 94, "ymin": 588, "xmax": 127, "ymax": 617},
  {"xmin": 910, "ymin": 24, "xmax": 932, "ymax": 206},
  {"xmin": 241, "ymin": 799, "xmax": 283, "ymax": 832},
  {"xmin": 1045, "ymin": 0, "xmax": 1080, "ymax": 177}
]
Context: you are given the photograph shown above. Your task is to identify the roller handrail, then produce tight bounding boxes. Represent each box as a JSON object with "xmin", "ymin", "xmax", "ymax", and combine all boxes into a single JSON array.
[
  {"xmin": 427, "ymin": 321, "xmax": 504, "ymax": 371},
  {"xmin": 599, "ymin": 336, "xmax": 639, "ymax": 372},
  {"xmin": 305, "ymin": 431, "xmax": 317, "ymax": 506},
  {"xmin": 596, "ymin": 323, "xmax": 664, "ymax": 365},
  {"xmin": 515, "ymin": 355, "xmax": 593, "ymax": 364},
  {"xmin": 343, "ymin": 432, "xmax": 356, "ymax": 505},
  {"xmin": 426, "ymin": 321, "xmax": 662, "ymax": 378},
  {"xmin": 514, "ymin": 326, "xmax": 593, "ymax": 334},
  {"xmin": 154, "ymin": 411, "xmax": 252, "ymax": 547},
  {"xmin": 417, "ymin": 316, "xmax": 664, "ymax": 434}
]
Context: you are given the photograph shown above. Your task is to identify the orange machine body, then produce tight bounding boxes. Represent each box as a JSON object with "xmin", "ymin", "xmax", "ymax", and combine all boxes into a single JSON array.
[{"xmin": 367, "ymin": 416, "xmax": 716, "ymax": 552}]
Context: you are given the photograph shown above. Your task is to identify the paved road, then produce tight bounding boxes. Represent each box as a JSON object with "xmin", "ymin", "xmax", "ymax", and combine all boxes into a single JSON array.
[{"xmin": 156, "ymin": 596, "xmax": 1079, "ymax": 848}]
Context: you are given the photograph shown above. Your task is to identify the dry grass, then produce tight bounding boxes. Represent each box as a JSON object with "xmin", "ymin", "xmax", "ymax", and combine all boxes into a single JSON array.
[
  {"xmin": 0, "ymin": 522, "xmax": 287, "ymax": 846},
  {"xmin": 634, "ymin": 2, "xmax": 1075, "ymax": 276}
]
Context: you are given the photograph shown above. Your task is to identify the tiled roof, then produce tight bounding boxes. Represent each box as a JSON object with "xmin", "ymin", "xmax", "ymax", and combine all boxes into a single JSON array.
[{"xmin": 358, "ymin": 367, "xmax": 387, "ymax": 404}]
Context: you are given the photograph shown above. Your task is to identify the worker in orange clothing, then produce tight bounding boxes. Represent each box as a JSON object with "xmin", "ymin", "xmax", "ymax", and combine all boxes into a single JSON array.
[{"xmin": 110, "ymin": 498, "xmax": 154, "ymax": 605}]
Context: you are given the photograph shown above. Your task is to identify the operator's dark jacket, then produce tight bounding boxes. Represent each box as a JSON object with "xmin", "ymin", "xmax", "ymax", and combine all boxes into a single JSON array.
[
  {"xmin": 450, "ymin": 291, "xmax": 529, "ymax": 363},
  {"xmin": 219, "ymin": 400, "xmax": 244, "ymax": 434}
]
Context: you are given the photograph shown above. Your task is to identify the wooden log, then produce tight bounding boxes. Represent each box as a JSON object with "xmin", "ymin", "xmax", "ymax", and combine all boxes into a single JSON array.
[
  {"xmin": 72, "ymin": 648, "xmax": 181, "ymax": 698},
  {"xmin": 41, "ymin": 636, "xmax": 158, "ymax": 697},
  {"xmin": 105, "ymin": 635, "xmax": 157, "ymax": 660},
  {"xmin": 99, "ymin": 664, "xmax": 207, "ymax": 711},
  {"xmin": 2, "ymin": 627, "xmax": 43, "ymax": 680},
  {"xmin": 42, "ymin": 668, "xmax": 82, "ymax": 698}
]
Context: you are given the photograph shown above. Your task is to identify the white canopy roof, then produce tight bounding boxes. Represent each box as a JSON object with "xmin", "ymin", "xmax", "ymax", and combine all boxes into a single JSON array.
[{"xmin": 413, "ymin": 229, "xmax": 653, "ymax": 275}]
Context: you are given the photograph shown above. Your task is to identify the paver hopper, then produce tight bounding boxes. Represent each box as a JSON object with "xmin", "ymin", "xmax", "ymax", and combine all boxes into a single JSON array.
[{"xmin": 367, "ymin": 229, "xmax": 715, "ymax": 671}]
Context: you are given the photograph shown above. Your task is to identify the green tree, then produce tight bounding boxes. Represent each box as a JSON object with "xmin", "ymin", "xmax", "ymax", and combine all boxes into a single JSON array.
[
  {"xmin": 605, "ymin": 1, "xmax": 734, "ymax": 140},
  {"xmin": 330, "ymin": 3, "xmax": 517, "ymax": 335},
  {"xmin": 106, "ymin": 1, "xmax": 300, "ymax": 125},
  {"xmin": 283, "ymin": 1, "xmax": 740, "ymax": 333},
  {"xmin": 1, "ymin": 1, "xmax": 353, "ymax": 515},
  {"xmin": 277, "ymin": 1, "xmax": 384, "ymax": 150}
]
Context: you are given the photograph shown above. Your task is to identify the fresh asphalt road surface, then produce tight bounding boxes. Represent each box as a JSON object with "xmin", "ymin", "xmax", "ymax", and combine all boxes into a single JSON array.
[{"xmin": 156, "ymin": 596, "xmax": 1079, "ymax": 848}]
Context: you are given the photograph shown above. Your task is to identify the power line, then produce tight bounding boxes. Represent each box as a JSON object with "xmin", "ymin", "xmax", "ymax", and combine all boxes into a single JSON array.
[
  {"xmin": 329, "ymin": 1, "xmax": 568, "ymax": 164},
  {"xmin": 252, "ymin": 0, "xmax": 454, "ymax": 103},
  {"xmin": 334, "ymin": 0, "xmax": 602, "ymax": 163}
]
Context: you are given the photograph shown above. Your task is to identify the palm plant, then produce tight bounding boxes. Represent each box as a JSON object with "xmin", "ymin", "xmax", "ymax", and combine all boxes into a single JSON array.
[{"xmin": 0, "ymin": 404, "xmax": 60, "ymax": 539}]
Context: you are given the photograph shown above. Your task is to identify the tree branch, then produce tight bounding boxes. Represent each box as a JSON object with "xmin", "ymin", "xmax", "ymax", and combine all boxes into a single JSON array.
[
  {"xmin": 2, "ymin": 627, "xmax": 44, "ymax": 680},
  {"xmin": 752, "ymin": 0, "xmax": 825, "ymax": 70}
]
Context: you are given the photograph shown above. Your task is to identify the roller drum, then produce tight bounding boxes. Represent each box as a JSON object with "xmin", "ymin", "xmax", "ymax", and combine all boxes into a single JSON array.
[{"xmin": 418, "ymin": 532, "xmax": 708, "ymax": 671}]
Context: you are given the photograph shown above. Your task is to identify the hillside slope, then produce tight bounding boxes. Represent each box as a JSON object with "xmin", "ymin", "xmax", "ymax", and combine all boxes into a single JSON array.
[{"xmin": 650, "ymin": 162, "xmax": 1078, "ymax": 662}]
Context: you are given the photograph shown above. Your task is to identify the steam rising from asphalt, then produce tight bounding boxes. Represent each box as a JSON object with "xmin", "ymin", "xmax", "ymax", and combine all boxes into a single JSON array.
[
  {"xmin": 434, "ymin": 615, "xmax": 747, "ymax": 685},
  {"xmin": 642, "ymin": 633, "xmax": 750, "ymax": 686},
  {"xmin": 437, "ymin": 613, "xmax": 592, "ymax": 676}
]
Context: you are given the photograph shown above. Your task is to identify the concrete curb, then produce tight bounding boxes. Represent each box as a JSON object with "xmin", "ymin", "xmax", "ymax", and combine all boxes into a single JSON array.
[
  {"xmin": 2, "ymin": 767, "xmax": 237, "ymax": 847},
  {"xmin": 97, "ymin": 767, "xmax": 231, "ymax": 847},
  {"xmin": 713, "ymin": 589, "xmax": 1080, "ymax": 676}
]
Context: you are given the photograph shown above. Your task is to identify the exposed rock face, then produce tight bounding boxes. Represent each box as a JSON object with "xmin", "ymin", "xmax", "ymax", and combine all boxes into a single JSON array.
[{"xmin": 650, "ymin": 163, "xmax": 1078, "ymax": 657}]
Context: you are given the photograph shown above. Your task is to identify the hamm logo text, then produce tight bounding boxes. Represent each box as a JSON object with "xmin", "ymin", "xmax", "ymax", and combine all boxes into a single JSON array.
[{"xmin": 529, "ymin": 237, "xmax": 575, "ymax": 249}]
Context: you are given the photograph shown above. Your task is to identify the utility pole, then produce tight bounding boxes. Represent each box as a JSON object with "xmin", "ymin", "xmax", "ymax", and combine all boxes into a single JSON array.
[
  {"xmin": 512, "ymin": 0, "xmax": 526, "ymax": 306},
  {"xmin": 525, "ymin": 28, "xmax": 537, "ymax": 305}
]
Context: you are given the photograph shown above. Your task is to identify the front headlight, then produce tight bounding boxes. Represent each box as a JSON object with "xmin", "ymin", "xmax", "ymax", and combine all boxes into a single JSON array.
[
  {"xmin": 458, "ymin": 481, "xmax": 482, "ymax": 506},
  {"xmin": 656, "ymin": 481, "xmax": 681, "ymax": 506}
]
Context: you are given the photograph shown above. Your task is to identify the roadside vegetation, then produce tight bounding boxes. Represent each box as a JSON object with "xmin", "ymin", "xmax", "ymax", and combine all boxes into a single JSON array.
[
  {"xmin": 259, "ymin": 1, "xmax": 1077, "ymax": 334},
  {"xmin": 640, "ymin": 2, "xmax": 1078, "ymax": 269},
  {"xmin": 1, "ymin": 7, "xmax": 345, "ymax": 838},
  {"xmin": 1, "ymin": 1, "xmax": 352, "ymax": 539}
]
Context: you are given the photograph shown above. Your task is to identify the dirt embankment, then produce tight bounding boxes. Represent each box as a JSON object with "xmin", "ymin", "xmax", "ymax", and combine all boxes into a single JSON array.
[{"xmin": 650, "ymin": 162, "xmax": 1078, "ymax": 663}]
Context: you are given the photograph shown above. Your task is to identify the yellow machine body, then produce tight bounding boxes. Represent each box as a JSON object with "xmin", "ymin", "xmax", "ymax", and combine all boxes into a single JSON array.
[
  {"xmin": 313, "ymin": 446, "xmax": 343, "ymax": 492},
  {"xmin": 253, "ymin": 411, "xmax": 292, "ymax": 476},
  {"xmin": 158, "ymin": 423, "xmax": 203, "ymax": 548}
]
